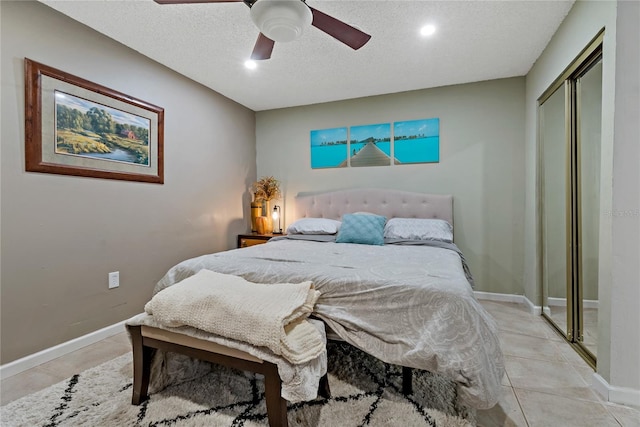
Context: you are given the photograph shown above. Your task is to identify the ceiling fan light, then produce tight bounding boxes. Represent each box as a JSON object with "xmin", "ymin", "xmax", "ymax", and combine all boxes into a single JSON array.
[{"xmin": 250, "ymin": 0, "xmax": 312, "ymax": 43}]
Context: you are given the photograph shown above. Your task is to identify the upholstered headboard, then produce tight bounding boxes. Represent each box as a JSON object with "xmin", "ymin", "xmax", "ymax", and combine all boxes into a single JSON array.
[{"xmin": 293, "ymin": 188, "xmax": 453, "ymax": 226}]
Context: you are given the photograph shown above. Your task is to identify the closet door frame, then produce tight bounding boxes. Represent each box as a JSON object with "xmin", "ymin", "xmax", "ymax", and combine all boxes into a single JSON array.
[
  {"xmin": 574, "ymin": 50, "xmax": 603, "ymax": 363},
  {"xmin": 537, "ymin": 29, "xmax": 603, "ymax": 369}
]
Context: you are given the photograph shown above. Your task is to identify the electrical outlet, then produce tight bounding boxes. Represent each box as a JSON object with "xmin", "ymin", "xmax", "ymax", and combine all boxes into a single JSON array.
[{"xmin": 108, "ymin": 271, "xmax": 120, "ymax": 289}]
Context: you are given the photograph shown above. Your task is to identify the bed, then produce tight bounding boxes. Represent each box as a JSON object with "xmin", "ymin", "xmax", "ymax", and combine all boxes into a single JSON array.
[{"xmin": 127, "ymin": 188, "xmax": 504, "ymax": 422}]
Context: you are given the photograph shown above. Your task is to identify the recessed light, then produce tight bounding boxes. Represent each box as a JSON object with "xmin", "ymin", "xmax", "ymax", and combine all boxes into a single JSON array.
[
  {"xmin": 420, "ymin": 24, "xmax": 436, "ymax": 37},
  {"xmin": 244, "ymin": 60, "xmax": 257, "ymax": 70}
]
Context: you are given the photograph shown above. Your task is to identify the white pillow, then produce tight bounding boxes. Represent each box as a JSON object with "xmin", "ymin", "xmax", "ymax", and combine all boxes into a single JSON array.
[
  {"xmin": 384, "ymin": 218, "xmax": 453, "ymax": 242},
  {"xmin": 286, "ymin": 218, "xmax": 342, "ymax": 235}
]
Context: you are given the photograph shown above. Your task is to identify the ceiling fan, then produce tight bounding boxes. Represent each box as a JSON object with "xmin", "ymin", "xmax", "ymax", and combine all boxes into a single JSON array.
[{"xmin": 154, "ymin": 0, "xmax": 371, "ymax": 60}]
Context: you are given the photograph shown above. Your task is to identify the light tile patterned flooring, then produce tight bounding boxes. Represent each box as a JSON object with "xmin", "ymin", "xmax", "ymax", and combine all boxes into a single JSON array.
[
  {"xmin": 1, "ymin": 301, "xmax": 639, "ymax": 426},
  {"xmin": 476, "ymin": 301, "xmax": 638, "ymax": 427},
  {"xmin": 549, "ymin": 307, "xmax": 599, "ymax": 357}
]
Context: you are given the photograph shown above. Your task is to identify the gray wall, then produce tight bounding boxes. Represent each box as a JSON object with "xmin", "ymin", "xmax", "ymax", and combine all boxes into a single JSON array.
[
  {"xmin": 525, "ymin": 0, "xmax": 640, "ymax": 395},
  {"xmin": 609, "ymin": 0, "xmax": 639, "ymax": 394},
  {"xmin": 0, "ymin": 1, "xmax": 256, "ymax": 363},
  {"xmin": 524, "ymin": 0, "xmax": 616, "ymax": 378},
  {"xmin": 524, "ymin": 0, "xmax": 616, "ymax": 310},
  {"xmin": 256, "ymin": 78, "xmax": 526, "ymax": 295}
]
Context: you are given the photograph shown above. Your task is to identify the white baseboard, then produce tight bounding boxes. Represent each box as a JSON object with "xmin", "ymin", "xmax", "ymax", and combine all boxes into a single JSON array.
[
  {"xmin": 593, "ymin": 373, "xmax": 640, "ymax": 407},
  {"xmin": 524, "ymin": 296, "xmax": 542, "ymax": 316},
  {"xmin": 547, "ymin": 297, "xmax": 599, "ymax": 309},
  {"xmin": 593, "ymin": 373, "xmax": 611, "ymax": 401},
  {"xmin": 547, "ymin": 297, "xmax": 566, "ymax": 307},
  {"xmin": 0, "ymin": 319, "xmax": 129, "ymax": 380},
  {"xmin": 474, "ymin": 291, "xmax": 541, "ymax": 315},
  {"xmin": 585, "ymin": 299, "xmax": 598, "ymax": 309}
]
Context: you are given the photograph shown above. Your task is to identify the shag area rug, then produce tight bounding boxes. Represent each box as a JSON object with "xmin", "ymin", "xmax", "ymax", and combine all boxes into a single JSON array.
[{"xmin": 1, "ymin": 342, "xmax": 475, "ymax": 426}]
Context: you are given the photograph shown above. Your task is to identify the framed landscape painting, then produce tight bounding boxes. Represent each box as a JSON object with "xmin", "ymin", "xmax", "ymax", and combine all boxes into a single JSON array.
[
  {"xmin": 24, "ymin": 58, "xmax": 164, "ymax": 183},
  {"xmin": 349, "ymin": 123, "xmax": 391, "ymax": 167},
  {"xmin": 393, "ymin": 118, "xmax": 440, "ymax": 164},
  {"xmin": 310, "ymin": 127, "xmax": 348, "ymax": 169}
]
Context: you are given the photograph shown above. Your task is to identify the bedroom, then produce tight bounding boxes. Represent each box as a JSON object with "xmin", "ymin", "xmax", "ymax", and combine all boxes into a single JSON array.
[{"xmin": 0, "ymin": 0, "xmax": 638, "ymax": 426}]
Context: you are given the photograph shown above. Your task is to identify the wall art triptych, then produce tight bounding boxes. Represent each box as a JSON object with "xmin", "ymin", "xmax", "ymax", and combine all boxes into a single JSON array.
[{"xmin": 310, "ymin": 118, "xmax": 439, "ymax": 169}]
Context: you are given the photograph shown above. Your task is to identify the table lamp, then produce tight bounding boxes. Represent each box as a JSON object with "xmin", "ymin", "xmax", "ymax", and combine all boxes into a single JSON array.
[{"xmin": 272, "ymin": 205, "xmax": 282, "ymax": 234}]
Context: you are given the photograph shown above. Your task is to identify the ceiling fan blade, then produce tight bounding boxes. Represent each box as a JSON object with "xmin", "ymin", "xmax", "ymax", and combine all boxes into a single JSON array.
[
  {"xmin": 154, "ymin": 0, "xmax": 242, "ymax": 4},
  {"xmin": 309, "ymin": 7, "xmax": 371, "ymax": 50},
  {"xmin": 251, "ymin": 33, "xmax": 275, "ymax": 60}
]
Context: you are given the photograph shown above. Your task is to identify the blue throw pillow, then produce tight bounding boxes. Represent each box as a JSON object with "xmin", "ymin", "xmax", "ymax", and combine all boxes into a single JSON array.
[{"xmin": 336, "ymin": 214, "xmax": 386, "ymax": 245}]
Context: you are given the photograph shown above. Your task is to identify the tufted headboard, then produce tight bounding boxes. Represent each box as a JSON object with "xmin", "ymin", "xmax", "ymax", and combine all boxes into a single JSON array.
[{"xmin": 293, "ymin": 188, "xmax": 453, "ymax": 227}]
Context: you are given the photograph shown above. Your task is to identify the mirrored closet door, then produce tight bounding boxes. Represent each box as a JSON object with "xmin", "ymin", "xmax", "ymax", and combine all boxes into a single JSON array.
[
  {"xmin": 540, "ymin": 83, "xmax": 569, "ymax": 339},
  {"xmin": 539, "ymin": 31, "xmax": 603, "ymax": 367}
]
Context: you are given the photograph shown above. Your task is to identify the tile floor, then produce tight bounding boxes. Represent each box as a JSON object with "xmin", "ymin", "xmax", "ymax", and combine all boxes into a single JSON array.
[
  {"xmin": 1, "ymin": 300, "xmax": 639, "ymax": 426},
  {"xmin": 476, "ymin": 300, "xmax": 638, "ymax": 427},
  {"xmin": 550, "ymin": 306, "xmax": 599, "ymax": 357}
]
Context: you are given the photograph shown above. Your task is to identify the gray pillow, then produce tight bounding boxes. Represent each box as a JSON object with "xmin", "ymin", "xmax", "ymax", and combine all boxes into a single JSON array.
[
  {"xmin": 286, "ymin": 218, "xmax": 341, "ymax": 235},
  {"xmin": 384, "ymin": 218, "xmax": 453, "ymax": 242}
]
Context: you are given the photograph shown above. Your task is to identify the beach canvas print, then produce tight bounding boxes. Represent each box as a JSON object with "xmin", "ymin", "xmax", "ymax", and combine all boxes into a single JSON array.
[
  {"xmin": 350, "ymin": 123, "xmax": 392, "ymax": 167},
  {"xmin": 310, "ymin": 127, "xmax": 348, "ymax": 169},
  {"xmin": 393, "ymin": 118, "xmax": 440, "ymax": 164},
  {"xmin": 55, "ymin": 91, "xmax": 151, "ymax": 166}
]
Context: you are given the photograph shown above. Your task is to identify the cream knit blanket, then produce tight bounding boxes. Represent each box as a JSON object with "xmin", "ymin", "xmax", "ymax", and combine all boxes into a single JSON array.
[{"xmin": 144, "ymin": 269, "xmax": 324, "ymax": 364}]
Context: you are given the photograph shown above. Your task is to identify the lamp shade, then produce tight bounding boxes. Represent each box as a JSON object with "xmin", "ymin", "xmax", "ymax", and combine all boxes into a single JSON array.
[{"xmin": 250, "ymin": 0, "xmax": 313, "ymax": 43}]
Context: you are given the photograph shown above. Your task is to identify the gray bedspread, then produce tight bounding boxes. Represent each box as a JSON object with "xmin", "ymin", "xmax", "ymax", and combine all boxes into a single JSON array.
[{"xmin": 154, "ymin": 238, "xmax": 504, "ymax": 409}]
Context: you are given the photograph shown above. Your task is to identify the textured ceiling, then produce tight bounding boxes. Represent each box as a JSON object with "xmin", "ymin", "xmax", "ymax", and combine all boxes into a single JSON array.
[{"xmin": 39, "ymin": 0, "xmax": 574, "ymax": 111}]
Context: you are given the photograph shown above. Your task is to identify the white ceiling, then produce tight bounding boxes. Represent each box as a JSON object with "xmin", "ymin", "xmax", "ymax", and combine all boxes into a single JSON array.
[{"xmin": 39, "ymin": 0, "xmax": 574, "ymax": 111}]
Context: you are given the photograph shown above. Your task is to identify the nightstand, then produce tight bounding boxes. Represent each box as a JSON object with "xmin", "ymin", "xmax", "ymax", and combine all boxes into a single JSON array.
[{"xmin": 237, "ymin": 233, "xmax": 282, "ymax": 248}]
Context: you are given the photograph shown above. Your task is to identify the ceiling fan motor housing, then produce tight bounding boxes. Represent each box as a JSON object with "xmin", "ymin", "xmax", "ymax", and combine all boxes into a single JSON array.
[{"xmin": 250, "ymin": 0, "xmax": 313, "ymax": 43}]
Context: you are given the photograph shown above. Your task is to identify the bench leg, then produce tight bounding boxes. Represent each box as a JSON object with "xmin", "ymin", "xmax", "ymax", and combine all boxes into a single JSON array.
[
  {"xmin": 264, "ymin": 364, "xmax": 288, "ymax": 427},
  {"xmin": 128, "ymin": 325, "xmax": 154, "ymax": 405},
  {"xmin": 402, "ymin": 366, "xmax": 413, "ymax": 395}
]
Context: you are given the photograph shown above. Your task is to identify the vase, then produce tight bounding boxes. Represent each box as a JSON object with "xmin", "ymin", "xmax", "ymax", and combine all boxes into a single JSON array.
[
  {"xmin": 255, "ymin": 216, "xmax": 267, "ymax": 235},
  {"xmin": 263, "ymin": 200, "xmax": 274, "ymax": 234},
  {"xmin": 250, "ymin": 201, "xmax": 262, "ymax": 232}
]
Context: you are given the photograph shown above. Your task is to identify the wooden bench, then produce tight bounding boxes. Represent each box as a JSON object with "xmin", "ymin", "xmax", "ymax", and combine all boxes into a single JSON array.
[
  {"xmin": 127, "ymin": 324, "xmax": 330, "ymax": 427},
  {"xmin": 127, "ymin": 324, "xmax": 410, "ymax": 426}
]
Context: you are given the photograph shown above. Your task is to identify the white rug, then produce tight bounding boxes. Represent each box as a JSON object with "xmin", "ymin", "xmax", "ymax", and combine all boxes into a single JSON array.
[{"xmin": 1, "ymin": 342, "xmax": 475, "ymax": 426}]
